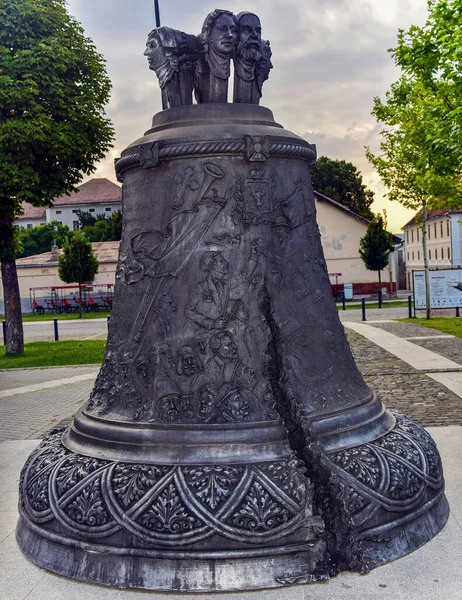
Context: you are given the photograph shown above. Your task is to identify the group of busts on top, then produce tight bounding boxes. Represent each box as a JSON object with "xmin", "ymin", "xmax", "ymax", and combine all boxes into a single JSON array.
[{"xmin": 144, "ymin": 9, "xmax": 272, "ymax": 108}]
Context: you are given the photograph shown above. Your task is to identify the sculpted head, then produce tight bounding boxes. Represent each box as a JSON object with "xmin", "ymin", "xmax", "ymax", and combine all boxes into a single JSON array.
[
  {"xmin": 209, "ymin": 331, "xmax": 238, "ymax": 361},
  {"xmin": 236, "ymin": 12, "xmax": 262, "ymax": 63},
  {"xmin": 199, "ymin": 251, "xmax": 229, "ymax": 279},
  {"xmin": 144, "ymin": 30, "xmax": 165, "ymax": 71},
  {"xmin": 177, "ymin": 345, "xmax": 203, "ymax": 377},
  {"xmin": 232, "ymin": 363, "xmax": 257, "ymax": 390},
  {"xmin": 201, "ymin": 9, "xmax": 237, "ymax": 58}
]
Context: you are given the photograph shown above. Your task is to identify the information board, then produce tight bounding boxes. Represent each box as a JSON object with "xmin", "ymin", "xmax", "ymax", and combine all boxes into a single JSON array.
[{"xmin": 413, "ymin": 269, "xmax": 462, "ymax": 308}]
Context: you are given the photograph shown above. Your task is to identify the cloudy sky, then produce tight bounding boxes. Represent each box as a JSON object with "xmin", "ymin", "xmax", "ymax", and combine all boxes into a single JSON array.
[{"xmin": 66, "ymin": 0, "xmax": 430, "ymax": 232}]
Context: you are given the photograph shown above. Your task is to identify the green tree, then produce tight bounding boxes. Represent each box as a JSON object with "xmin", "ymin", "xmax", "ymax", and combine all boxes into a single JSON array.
[
  {"xmin": 76, "ymin": 210, "xmax": 98, "ymax": 228},
  {"xmin": 0, "ymin": 0, "xmax": 113, "ymax": 352},
  {"xmin": 310, "ymin": 156, "xmax": 375, "ymax": 219},
  {"xmin": 107, "ymin": 209, "xmax": 122, "ymax": 241},
  {"xmin": 58, "ymin": 233, "xmax": 99, "ymax": 318},
  {"xmin": 365, "ymin": 0, "xmax": 462, "ymax": 318},
  {"xmin": 17, "ymin": 221, "xmax": 72, "ymax": 258},
  {"xmin": 76, "ymin": 210, "xmax": 108, "ymax": 228},
  {"xmin": 83, "ymin": 219, "xmax": 109, "ymax": 242},
  {"xmin": 359, "ymin": 213, "xmax": 394, "ymax": 306},
  {"xmin": 391, "ymin": 0, "xmax": 462, "ymax": 202}
]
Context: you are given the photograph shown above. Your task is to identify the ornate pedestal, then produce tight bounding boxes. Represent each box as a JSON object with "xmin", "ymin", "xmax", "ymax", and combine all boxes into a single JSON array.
[{"xmin": 16, "ymin": 103, "xmax": 448, "ymax": 591}]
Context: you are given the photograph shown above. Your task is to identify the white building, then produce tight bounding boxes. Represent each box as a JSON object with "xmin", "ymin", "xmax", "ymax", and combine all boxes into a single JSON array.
[
  {"xmin": 314, "ymin": 192, "xmax": 402, "ymax": 295},
  {"xmin": 402, "ymin": 208, "xmax": 462, "ymax": 289},
  {"xmin": 15, "ymin": 178, "xmax": 122, "ymax": 230},
  {"xmin": 2, "ymin": 186, "xmax": 402, "ymax": 313}
]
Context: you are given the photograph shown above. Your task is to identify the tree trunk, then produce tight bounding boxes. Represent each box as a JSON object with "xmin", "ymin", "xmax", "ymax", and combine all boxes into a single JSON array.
[
  {"xmin": 378, "ymin": 270, "xmax": 382, "ymax": 308},
  {"xmin": 78, "ymin": 283, "xmax": 83, "ymax": 319},
  {"xmin": 1, "ymin": 257, "xmax": 24, "ymax": 354},
  {"xmin": 422, "ymin": 200, "xmax": 432, "ymax": 319}
]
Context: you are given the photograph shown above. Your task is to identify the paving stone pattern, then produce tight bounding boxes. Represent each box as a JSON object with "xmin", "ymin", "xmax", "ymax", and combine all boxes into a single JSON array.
[
  {"xmin": 0, "ymin": 379, "xmax": 95, "ymax": 442},
  {"xmin": 0, "ymin": 366, "xmax": 99, "ymax": 392},
  {"xmin": 401, "ymin": 337, "xmax": 462, "ymax": 365},
  {"xmin": 1, "ymin": 323, "xmax": 461, "ymax": 442},
  {"xmin": 347, "ymin": 331, "xmax": 462, "ymax": 427},
  {"xmin": 368, "ymin": 321, "xmax": 455, "ymax": 338}
]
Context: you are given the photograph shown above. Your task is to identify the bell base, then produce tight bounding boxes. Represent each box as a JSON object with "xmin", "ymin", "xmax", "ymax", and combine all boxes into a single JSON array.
[
  {"xmin": 16, "ymin": 515, "xmax": 329, "ymax": 592},
  {"xmin": 358, "ymin": 493, "xmax": 449, "ymax": 570}
]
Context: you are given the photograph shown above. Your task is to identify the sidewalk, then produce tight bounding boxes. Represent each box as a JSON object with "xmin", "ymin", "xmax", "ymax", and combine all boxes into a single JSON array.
[
  {"xmin": 0, "ymin": 366, "xmax": 98, "ymax": 442},
  {"xmin": 1, "ymin": 316, "xmax": 462, "ymax": 598},
  {"xmin": 1, "ymin": 432, "xmax": 461, "ymax": 600}
]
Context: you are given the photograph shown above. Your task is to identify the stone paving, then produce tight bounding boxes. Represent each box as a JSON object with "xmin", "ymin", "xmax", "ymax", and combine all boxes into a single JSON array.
[
  {"xmin": 2, "ymin": 428, "xmax": 462, "ymax": 600},
  {"xmin": 0, "ymin": 365, "xmax": 99, "ymax": 392},
  {"xmin": 0, "ymin": 370, "xmax": 97, "ymax": 442},
  {"xmin": 349, "ymin": 331, "xmax": 462, "ymax": 427},
  {"xmin": 0, "ymin": 315, "xmax": 461, "ymax": 441}
]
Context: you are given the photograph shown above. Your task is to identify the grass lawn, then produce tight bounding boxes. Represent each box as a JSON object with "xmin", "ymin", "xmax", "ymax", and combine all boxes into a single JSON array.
[
  {"xmin": 19, "ymin": 311, "xmax": 111, "ymax": 322},
  {"xmin": 337, "ymin": 300, "xmax": 408, "ymax": 310},
  {"xmin": 0, "ymin": 340, "xmax": 106, "ymax": 369},
  {"xmin": 399, "ymin": 317, "xmax": 462, "ymax": 338}
]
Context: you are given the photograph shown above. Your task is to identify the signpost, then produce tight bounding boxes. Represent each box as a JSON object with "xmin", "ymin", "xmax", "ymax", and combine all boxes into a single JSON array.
[
  {"xmin": 413, "ymin": 268, "xmax": 462, "ymax": 309},
  {"xmin": 329, "ymin": 272, "xmax": 342, "ymax": 299}
]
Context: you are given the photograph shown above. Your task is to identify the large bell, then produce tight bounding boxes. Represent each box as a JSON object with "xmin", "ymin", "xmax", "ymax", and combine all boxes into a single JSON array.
[{"xmin": 16, "ymin": 9, "xmax": 448, "ymax": 593}]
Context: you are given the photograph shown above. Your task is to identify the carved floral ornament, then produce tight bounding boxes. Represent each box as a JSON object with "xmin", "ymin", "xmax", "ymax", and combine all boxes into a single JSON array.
[
  {"xmin": 20, "ymin": 413, "xmax": 445, "ymax": 554},
  {"xmin": 20, "ymin": 430, "xmax": 317, "ymax": 547}
]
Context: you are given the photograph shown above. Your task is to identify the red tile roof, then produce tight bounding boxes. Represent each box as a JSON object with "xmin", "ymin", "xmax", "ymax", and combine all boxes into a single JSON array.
[
  {"xmin": 16, "ymin": 178, "xmax": 121, "ymax": 221},
  {"xmin": 403, "ymin": 208, "xmax": 462, "ymax": 229},
  {"xmin": 16, "ymin": 241, "xmax": 119, "ymax": 266},
  {"xmin": 17, "ymin": 203, "xmax": 46, "ymax": 220},
  {"xmin": 53, "ymin": 178, "xmax": 121, "ymax": 206}
]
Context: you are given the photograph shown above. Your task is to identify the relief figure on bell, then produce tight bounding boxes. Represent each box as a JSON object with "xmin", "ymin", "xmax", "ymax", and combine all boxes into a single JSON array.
[
  {"xmin": 176, "ymin": 345, "xmax": 204, "ymax": 393},
  {"xmin": 233, "ymin": 12, "xmax": 272, "ymax": 104},
  {"xmin": 187, "ymin": 240, "xmax": 264, "ymax": 332},
  {"xmin": 119, "ymin": 163, "xmax": 225, "ymax": 287},
  {"xmin": 203, "ymin": 331, "xmax": 239, "ymax": 383},
  {"xmin": 195, "ymin": 9, "xmax": 237, "ymax": 103}
]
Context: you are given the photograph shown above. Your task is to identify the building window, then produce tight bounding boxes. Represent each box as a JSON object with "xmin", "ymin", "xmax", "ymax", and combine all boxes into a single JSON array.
[
  {"xmin": 417, "ymin": 229, "xmax": 419, "ymax": 242},
  {"xmin": 435, "ymin": 248, "xmax": 438, "ymax": 259},
  {"xmin": 40, "ymin": 222, "xmax": 45, "ymax": 225},
  {"xmin": 56, "ymin": 210, "xmax": 62, "ymax": 215},
  {"xmin": 407, "ymin": 252, "xmax": 409, "ymax": 261},
  {"xmin": 440, "ymin": 222, "xmax": 443, "ymax": 237},
  {"xmin": 412, "ymin": 251, "xmax": 415, "ymax": 260},
  {"xmin": 27, "ymin": 224, "xmax": 32, "ymax": 229},
  {"xmin": 447, "ymin": 221, "xmax": 450, "ymax": 236},
  {"xmin": 428, "ymin": 225, "xmax": 431, "ymax": 239},
  {"xmin": 105, "ymin": 207, "xmax": 112, "ymax": 212},
  {"xmin": 58, "ymin": 221, "xmax": 62, "ymax": 225},
  {"xmin": 418, "ymin": 250, "xmax": 420, "ymax": 260},
  {"xmin": 411, "ymin": 229, "xmax": 414, "ymax": 243},
  {"xmin": 72, "ymin": 209, "xmax": 78, "ymax": 213},
  {"xmin": 448, "ymin": 247, "xmax": 451, "ymax": 260},
  {"xmin": 434, "ymin": 223, "xmax": 437, "ymax": 238},
  {"xmin": 406, "ymin": 231, "xmax": 409, "ymax": 243},
  {"xmin": 429, "ymin": 249, "xmax": 432, "ymax": 260},
  {"xmin": 73, "ymin": 221, "xmax": 79, "ymax": 230},
  {"xmin": 89, "ymin": 208, "xmax": 95, "ymax": 213}
]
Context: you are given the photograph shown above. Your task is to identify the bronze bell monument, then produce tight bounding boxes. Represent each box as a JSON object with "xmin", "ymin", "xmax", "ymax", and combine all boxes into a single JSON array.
[{"xmin": 16, "ymin": 9, "xmax": 449, "ymax": 592}]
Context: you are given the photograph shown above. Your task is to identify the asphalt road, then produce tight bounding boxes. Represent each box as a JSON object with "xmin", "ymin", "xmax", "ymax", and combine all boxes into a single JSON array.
[
  {"xmin": 4, "ymin": 303, "xmax": 452, "ymax": 343},
  {"xmin": 20, "ymin": 318, "xmax": 109, "ymax": 342}
]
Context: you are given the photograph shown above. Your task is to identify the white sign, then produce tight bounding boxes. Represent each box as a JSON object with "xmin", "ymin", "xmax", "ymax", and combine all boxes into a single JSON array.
[{"xmin": 413, "ymin": 270, "xmax": 462, "ymax": 308}]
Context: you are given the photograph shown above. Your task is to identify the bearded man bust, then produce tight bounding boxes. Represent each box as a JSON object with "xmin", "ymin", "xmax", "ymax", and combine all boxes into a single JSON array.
[{"xmin": 233, "ymin": 12, "xmax": 272, "ymax": 104}]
